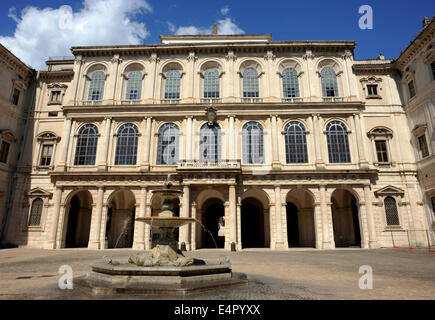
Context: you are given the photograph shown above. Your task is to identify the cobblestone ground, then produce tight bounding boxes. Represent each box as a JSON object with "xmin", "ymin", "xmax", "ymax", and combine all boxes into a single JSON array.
[{"xmin": 0, "ymin": 248, "xmax": 434, "ymax": 300}]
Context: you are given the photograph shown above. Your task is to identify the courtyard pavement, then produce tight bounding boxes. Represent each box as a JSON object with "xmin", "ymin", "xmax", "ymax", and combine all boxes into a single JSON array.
[{"xmin": 0, "ymin": 248, "xmax": 434, "ymax": 300}]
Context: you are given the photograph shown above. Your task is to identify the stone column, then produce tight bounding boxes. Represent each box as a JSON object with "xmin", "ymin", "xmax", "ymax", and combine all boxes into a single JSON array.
[
  {"xmin": 271, "ymin": 115, "xmax": 281, "ymax": 170},
  {"xmin": 364, "ymin": 184, "xmax": 379, "ymax": 248},
  {"xmin": 224, "ymin": 201, "xmax": 230, "ymax": 250},
  {"xmin": 99, "ymin": 205, "xmax": 108, "ymax": 249},
  {"xmin": 191, "ymin": 202, "xmax": 197, "ymax": 250},
  {"xmin": 88, "ymin": 187, "xmax": 104, "ymax": 249},
  {"xmin": 144, "ymin": 199, "xmax": 152, "ymax": 250},
  {"xmin": 274, "ymin": 185, "xmax": 285, "ymax": 248},
  {"xmin": 47, "ymin": 187, "xmax": 62, "ymax": 249},
  {"xmin": 185, "ymin": 117, "xmax": 192, "ymax": 161},
  {"xmin": 229, "ymin": 184, "xmax": 237, "ymax": 250},
  {"xmin": 312, "ymin": 114, "xmax": 325, "ymax": 169},
  {"xmin": 142, "ymin": 117, "xmax": 152, "ymax": 171},
  {"xmin": 353, "ymin": 113, "xmax": 369, "ymax": 169},
  {"xmin": 320, "ymin": 185, "xmax": 335, "ymax": 249},
  {"xmin": 133, "ymin": 187, "xmax": 147, "ymax": 250},
  {"xmin": 180, "ymin": 184, "xmax": 190, "ymax": 250},
  {"xmin": 98, "ymin": 117, "xmax": 112, "ymax": 171},
  {"xmin": 57, "ymin": 118, "xmax": 72, "ymax": 171},
  {"xmin": 313, "ymin": 201, "xmax": 322, "ymax": 249},
  {"xmin": 236, "ymin": 200, "xmax": 242, "ymax": 251},
  {"xmin": 229, "ymin": 115, "xmax": 235, "ymax": 161}
]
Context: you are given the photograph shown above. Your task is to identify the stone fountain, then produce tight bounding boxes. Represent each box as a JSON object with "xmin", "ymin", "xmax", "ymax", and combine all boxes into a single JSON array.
[{"xmin": 75, "ymin": 176, "xmax": 247, "ymax": 295}]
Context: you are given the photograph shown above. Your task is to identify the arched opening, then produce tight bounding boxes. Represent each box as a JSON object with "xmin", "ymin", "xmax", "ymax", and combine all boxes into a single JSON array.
[
  {"xmin": 241, "ymin": 198, "xmax": 269, "ymax": 248},
  {"xmin": 286, "ymin": 189, "xmax": 316, "ymax": 248},
  {"xmin": 200, "ymin": 198, "xmax": 225, "ymax": 249},
  {"xmin": 106, "ymin": 190, "xmax": 136, "ymax": 248},
  {"xmin": 331, "ymin": 189, "xmax": 361, "ymax": 247},
  {"xmin": 65, "ymin": 191, "xmax": 92, "ymax": 248}
]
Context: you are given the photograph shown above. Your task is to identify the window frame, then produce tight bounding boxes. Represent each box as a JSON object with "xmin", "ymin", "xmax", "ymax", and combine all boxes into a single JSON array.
[
  {"xmin": 199, "ymin": 123, "xmax": 221, "ymax": 162},
  {"xmin": 320, "ymin": 66, "xmax": 339, "ymax": 97},
  {"xmin": 281, "ymin": 68, "xmax": 300, "ymax": 98},
  {"xmin": 73, "ymin": 124, "xmax": 99, "ymax": 166},
  {"xmin": 384, "ymin": 196, "xmax": 401, "ymax": 227},
  {"xmin": 417, "ymin": 134, "xmax": 430, "ymax": 158},
  {"xmin": 283, "ymin": 121, "xmax": 308, "ymax": 164},
  {"xmin": 0, "ymin": 141, "xmax": 10, "ymax": 164},
  {"xmin": 156, "ymin": 123, "xmax": 180, "ymax": 165},
  {"xmin": 242, "ymin": 121, "xmax": 264, "ymax": 164},
  {"xmin": 114, "ymin": 123, "xmax": 139, "ymax": 166},
  {"xmin": 326, "ymin": 120, "xmax": 351, "ymax": 164}
]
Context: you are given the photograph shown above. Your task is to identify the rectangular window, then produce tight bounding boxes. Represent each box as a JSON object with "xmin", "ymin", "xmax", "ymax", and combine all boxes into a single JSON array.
[
  {"xmin": 375, "ymin": 140, "xmax": 389, "ymax": 163},
  {"xmin": 0, "ymin": 141, "xmax": 10, "ymax": 163},
  {"xmin": 431, "ymin": 62, "xmax": 435, "ymax": 80},
  {"xmin": 418, "ymin": 135, "xmax": 429, "ymax": 158},
  {"xmin": 12, "ymin": 88, "xmax": 20, "ymax": 105},
  {"xmin": 50, "ymin": 91, "xmax": 61, "ymax": 103},
  {"xmin": 367, "ymin": 84, "xmax": 378, "ymax": 96},
  {"xmin": 408, "ymin": 80, "xmax": 416, "ymax": 98},
  {"xmin": 39, "ymin": 145, "xmax": 53, "ymax": 166}
]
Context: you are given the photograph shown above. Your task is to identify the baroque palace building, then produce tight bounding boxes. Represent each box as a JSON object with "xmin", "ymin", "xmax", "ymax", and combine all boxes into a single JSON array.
[{"xmin": 0, "ymin": 21, "xmax": 434, "ymax": 251}]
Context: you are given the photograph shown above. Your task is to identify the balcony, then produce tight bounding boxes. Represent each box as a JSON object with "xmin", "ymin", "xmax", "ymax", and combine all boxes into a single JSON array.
[
  {"xmin": 322, "ymin": 97, "xmax": 344, "ymax": 103},
  {"xmin": 282, "ymin": 97, "xmax": 303, "ymax": 103},
  {"xmin": 160, "ymin": 99, "xmax": 181, "ymax": 104},
  {"xmin": 201, "ymin": 98, "xmax": 222, "ymax": 104},
  {"xmin": 241, "ymin": 97, "xmax": 263, "ymax": 103},
  {"xmin": 120, "ymin": 99, "xmax": 142, "ymax": 105},
  {"xmin": 177, "ymin": 159, "xmax": 241, "ymax": 172},
  {"xmin": 82, "ymin": 100, "xmax": 103, "ymax": 106}
]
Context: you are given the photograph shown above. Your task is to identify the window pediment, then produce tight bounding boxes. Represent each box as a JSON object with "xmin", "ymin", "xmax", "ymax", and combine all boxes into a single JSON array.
[
  {"xmin": 0, "ymin": 129, "xmax": 17, "ymax": 142},
  {"xmin": 27, "ymin": 187, "xmax": 53, "ymax": 199},
  {"xmin": 36, "ymin": 131, "xmax": 61, "ymax": 142},
  {"xmin": 367, "ymin": 126, "xmax": 393, "ymax": 138},
  {"xmin": 374, "ymin": 186, "xmax": 404, "ymax": 197},
  {"xmin": 411, "ymin": 124, "xmax": 427, "ymax": 136}
]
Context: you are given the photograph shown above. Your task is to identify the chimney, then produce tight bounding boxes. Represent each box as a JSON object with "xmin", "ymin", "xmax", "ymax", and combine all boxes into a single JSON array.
[{"xmin": 212, "ymin": 24, "xmax": 218, "ymax": 35}]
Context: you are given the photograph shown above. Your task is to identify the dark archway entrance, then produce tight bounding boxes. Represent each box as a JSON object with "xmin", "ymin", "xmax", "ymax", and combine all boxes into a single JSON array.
[
  {"xmin": 331, "ymin": 189, "xmax": 361, "ymax": 248},
  {"xmin": 106, "ymin": 190, "xmax": 136, "ymax": 248},
  {"xmin": 241, "ymin": 198, "xmax": 267, "ymax": 248},
  {"xmin": 201, "ymin": 198, "xmax": 225, "ymax": 248},
  {"xmin": 65, "ymin": 191, "xmax": 92, "ymax": 248},
  {"xmin": 286, "ymin": 202, "xmax": 300, "ymax": 247}
]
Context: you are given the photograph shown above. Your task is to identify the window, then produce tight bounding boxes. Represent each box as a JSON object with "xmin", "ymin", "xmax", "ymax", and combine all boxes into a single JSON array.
[
  {"xmin": 0, "ymin": 141, "xmax": 10, "ymax": 163},
  {"xmin": 408, "ymin": 80, "xmax": 416, "ymax": 98},
  {"xmin": 87, "ymin": 71, "xmax": 105, "ymax": 101},
  {"xmin": 284, "ymin": 121, "xmax": 308, "ymax": 163},
  {"xmin": 50, "ymin": 91, "xmax": 62, "ymax": 103},
  {"xmin": 326, "ymin": 121, "xmax": 351, "ymax": 163},
  {"xmin": 29, "ymin": 198, "xmax": 43, "ymax": 226},
  {"xmin": 431, "ymin": 61, "xmax": 435, "ymax": 80},
  {"xmin": 375, "ymin": 140, "xmax": 389, "ymax": 163},
  {"xmin": 418, "ymin": 135, "xmax": 429, "ymax": 158},
  {"xmin": 12, "ymin": 88, "xmax": 20, "ymax": 105},
  {"xmin": 200, "ymin": 123, "xmax": 221, "ymax": 161},
  {"xmin": 384, "ymin": 196, "xmax": 400, "ymax": 226},
  {"xmin": 282, "ymin": 68, "xmax": 300, "ymax": 98},
  {"xmin": 367, "ymin": 84, "xmax": 378, "ymax": 96},
  {"xmin": 242, "ymin": 68, "xmax": 259, "ymax": 98},
  {"xmin": 321, "ymin": 67, "xmax": 339, "ymax": 97},
  {"xmin": 157, "ymin": 123, "xmax": 180, "ymax": 165},
  {"xmin": 203, "ymin": 68, "xmax": 220, "ymax": 98},
  {"xmin": 164, "ymin": 69, "xmax": 181, "ymax": 99},
  {"xmin": 115, "ymin": 124, "xmax": 138, "ymax": 165},
  {"xmin": 39, "ymin": 145, "xmax": 53, "ymax": 166},
  {"xmin": 74, "ymin": 124, "xmax": 98, "ymax": 166},
  {"xmin": 125, "ymin": 71, "xmax": 142, "ymax": 100},
  {"xmin": 242, "ymin": 122, "xmax": 264, "ymax": 164}
]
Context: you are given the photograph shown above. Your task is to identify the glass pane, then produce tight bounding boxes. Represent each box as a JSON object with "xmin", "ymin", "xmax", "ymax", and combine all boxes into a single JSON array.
[
  {"xmin": 200, "ymin": 123, "xmax": 221, "ymax": 161},
  {"xmin": 282, "ymin": 68, "xmax": 300, "ymax": 98},
  {"xmin": 243, "ymin": 68, "xmax": 259, "ymax": 98},
  {"xmin": 126, "ymin": 71, "xmax": 142, "ymax": 100},
  {"xmin": 115, "ymin": 124, "xmax": 138, "ymax": 165},
  {"xmin": 242, "ymin": 122, "xmax": 264, "ymax": 164},
  {"xmin": 321, "ymin": 67, "xmax": 339, "ymax": 97},
  {"xmin": 164, "ymin": 70, "xmax": 180, "ymax": 99},
  {"xmin": 284, "ymin": 121, "xmax": 308, "ymax": 163},
  {"xmin": 327, "ymin": 121, "xmax": 351, "ymax": 163},
  {"xmin": 157, "ymin": 123, "xmax": 179, "ymax": 165},
  {"xmin": 88, "ymin": 71, "xmax": 105, "ymax": 101},
  {"xmin": 204, "ymin": 69, "xmax": 220, "ymax": 98}
]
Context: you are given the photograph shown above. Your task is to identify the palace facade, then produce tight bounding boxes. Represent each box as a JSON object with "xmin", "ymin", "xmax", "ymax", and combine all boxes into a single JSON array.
[{"xmin": 1, "ymin": 23, "xmax": 434, "ymax": 251}]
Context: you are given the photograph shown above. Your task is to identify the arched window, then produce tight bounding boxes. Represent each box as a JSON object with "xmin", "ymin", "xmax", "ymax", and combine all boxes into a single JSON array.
[
  {"xmin": 88, "ymin": 71, "xmax": 105, "ymax": 101},
  {"xmin": 74, "ymin": 124, "xmax": 99, "ymax": 166},
  {"xmin": 164, "ymin": 69, "xmax": 181, "ymax": 99},
  {"xmin": 203, "ymin": 68, "xmax": 220, "ymax": 98},
  {"xmin": 115, "ymin": 124, "xmax": 138, "ymax": 165},
  {"xmin": 242, "ymin": 121, "xmax": 264, "ymax": 164},
  {"xmin": 157, "ymin": 123, "xmax": 180, "ymax": 165},
  {"xmin": 29, "ymin": 198, "xmax": 43, "ymax": 226},
  {"xmin": 326, "ymin": 121, "xmax": 351, "ymax": 163},
  {"xmin": 125, "ymin": 71, "xmax": 142, "ymax": 100},
  {"xmin": 384, "ymin": 196, "xmax": 400, "ymax": 226},
  {"xmin": 243, "ymin": 68, "xmax": 259, "ymax": 98},
  {"xmin": 200, "ymin": 123, "xmax": 221, "ymax": 161},
  {"xmin": 284, "ymin": 121, "xmax": 308, "ymax": 163},
  {"xmin": 321, "ymin": 67, "xmax": 339, "ymax": 97},
  {"xmin": 282, "ymin": 68, "xmax": 300, "ymax": 98}
]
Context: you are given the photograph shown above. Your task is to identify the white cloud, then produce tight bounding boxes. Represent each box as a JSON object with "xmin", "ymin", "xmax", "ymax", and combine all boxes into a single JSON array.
[
  {"xmin": 220, "ymin": 6, "xmax": 230, "ymax": 16},
  {"xmin": 0, "ymin": 0, "xmax": 152, "ymax": 70},
  {"xmin": 174, "ymin": 18, "xmax": 244, "ymax": 36}
]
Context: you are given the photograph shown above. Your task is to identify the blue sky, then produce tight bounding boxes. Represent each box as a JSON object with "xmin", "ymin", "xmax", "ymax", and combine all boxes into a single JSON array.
[{"xmin": 0, "ymin": 0, "xmax": 434, "ymax": 69}]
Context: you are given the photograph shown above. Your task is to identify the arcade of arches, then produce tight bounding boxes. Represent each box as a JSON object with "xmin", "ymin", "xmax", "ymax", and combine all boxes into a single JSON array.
[{"xmin": 50, "ymin": 183, "xmax": 380, "ymax": 251}]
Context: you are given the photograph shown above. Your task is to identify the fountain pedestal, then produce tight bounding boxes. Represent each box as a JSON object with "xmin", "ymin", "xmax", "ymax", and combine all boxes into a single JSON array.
[{"xmin": 74, "ymin": 180, "xmax": 248, "ymax": 295}]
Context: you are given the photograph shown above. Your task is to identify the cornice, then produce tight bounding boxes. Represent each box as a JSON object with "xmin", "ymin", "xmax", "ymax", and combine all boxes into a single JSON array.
[
  {"xmin": 0, "ymin": 44, "xmax": 35, "ymax": 80},
  {"xmin": 37, "ymin": 70, "xmax": 74, "ymax": 82}
]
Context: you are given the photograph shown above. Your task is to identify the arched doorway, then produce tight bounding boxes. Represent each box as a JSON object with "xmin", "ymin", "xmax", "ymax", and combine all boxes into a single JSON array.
[
  {"xmin": 331, "ymin": 189, "xmax": 361, "ymax": 247},
  {"xmin": 106, "ymin": 190, "xmax": 136, "ymax": 248},
  {"xmin": 65, "ymin": 191, "xmax": 92, "ymax": 248},
  {"xmin": 201, "ymin": 198, "xmax": 225, "ymax": 248},
  {"xmin": 241, "ymin": 198, "xmax": 269, "ymax": 248},
  {"xmin": 286, "ymin": 189, "xmax": 316, "ymax": 248}
]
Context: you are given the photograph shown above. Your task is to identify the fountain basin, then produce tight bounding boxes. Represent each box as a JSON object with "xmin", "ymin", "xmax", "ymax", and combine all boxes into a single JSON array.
[{"xmin": 136, "ymin": 217, "xmax": 196, "ymax": 228}]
